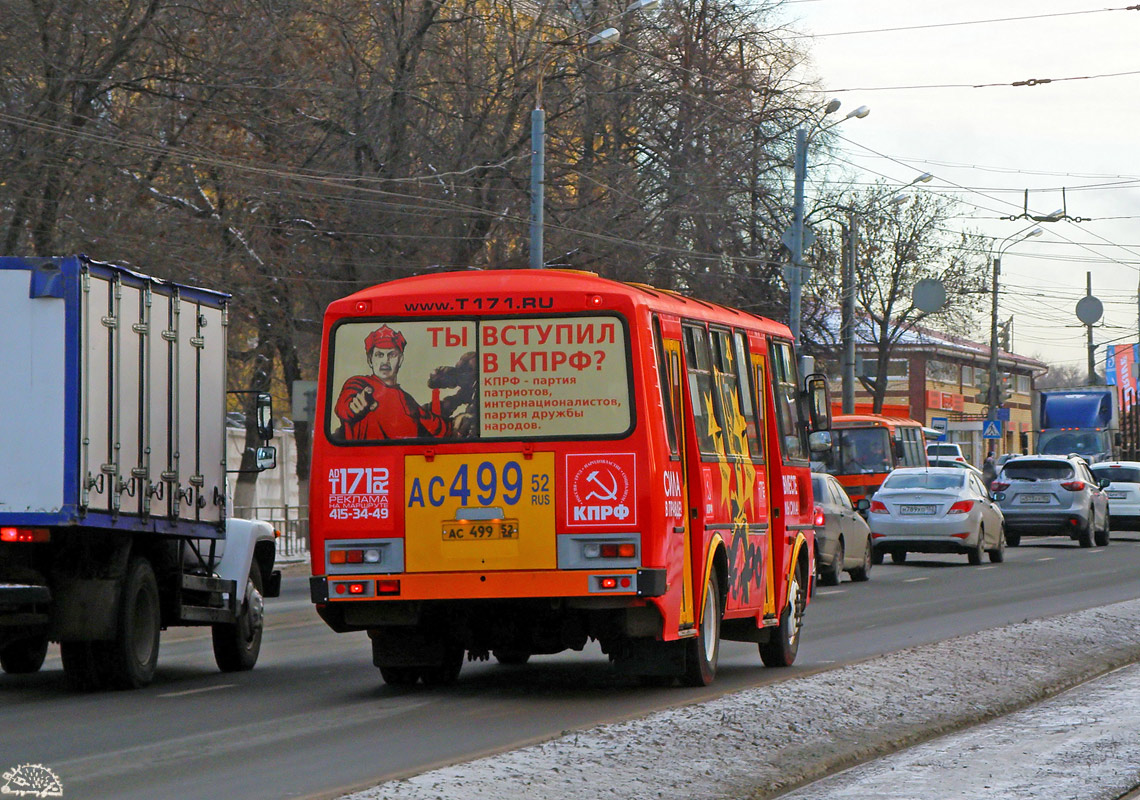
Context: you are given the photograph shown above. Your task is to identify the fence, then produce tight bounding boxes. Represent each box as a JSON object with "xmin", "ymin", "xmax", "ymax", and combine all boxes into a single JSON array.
[{"xmin": 237, "ymin": 505, "xmax": 310, "ymax": 560}]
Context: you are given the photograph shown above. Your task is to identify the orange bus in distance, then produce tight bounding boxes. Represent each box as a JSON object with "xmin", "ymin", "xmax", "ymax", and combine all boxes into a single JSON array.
[
  {"xmin": 822, "ymin": 414, "xmax": 929, "ymax": 502},
  {"xmin": 308, "ymin": 269, "xmax": 832, "ymax": 687}
]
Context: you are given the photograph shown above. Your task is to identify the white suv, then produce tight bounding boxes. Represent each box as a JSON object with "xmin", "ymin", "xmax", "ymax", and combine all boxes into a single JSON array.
[{"xmin": 926, "ymin": 442, "xmax": 967, "ymax": 464}]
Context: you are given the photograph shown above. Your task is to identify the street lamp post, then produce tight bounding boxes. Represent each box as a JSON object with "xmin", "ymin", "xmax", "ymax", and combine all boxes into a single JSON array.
[
  {"xmin": 529, "ymin": 2, "xmax": 657, "ymax": 269},
  {"xmin": 839, "ymin": 173, "xmax": 933, "ymax": 414},
  {"xmin": 787, "ymin": 102, "xmax": 868, "ymax": 347},
  {"xmin": 988, "ymin": 226, "xmax": 1044, "ymax": 418}
]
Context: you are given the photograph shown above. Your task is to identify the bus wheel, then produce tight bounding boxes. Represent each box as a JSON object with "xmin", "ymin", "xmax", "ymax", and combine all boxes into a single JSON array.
[
  {"xmin": 379, "ymin": 666, "xmax": 421, "ymax": 686},
  {"xmin": 421, "ymin": 645, "xmax": 465, "ymax": 686},
  {"xmin": 212, "ymin": 561, "xmax": 264, "ymax": 672},
  {"xmin": 493, "ymin": 650, "xmax": 531, "ymax": 666},
  {"xmin": 682, "ymin": 571, "xmax": 722, "ymax": 687},
  {"xmin": 760, "ymin": 562, "xmax": 806, "ymax": 668}
]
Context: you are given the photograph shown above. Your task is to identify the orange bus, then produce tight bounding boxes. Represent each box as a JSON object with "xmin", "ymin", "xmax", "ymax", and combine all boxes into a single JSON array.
[
  {"xmin": 821, "ymin": 414, "xmax": 929, "ymax": 502},
  {"xmin": 308, "ymin": 269, "xmax": 831, "ymax": 687}
]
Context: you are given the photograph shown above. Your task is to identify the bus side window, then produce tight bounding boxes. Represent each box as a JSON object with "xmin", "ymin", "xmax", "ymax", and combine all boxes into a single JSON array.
[
  {"xmin": 711, "ymin": 329, "xmax": 746, "ymax": 460},
  {"xmin": 683, "ymin": 324, "xmax": 723, "ymax": 459},
  {"xmin": 769, "ymin": 340, "xmax": 807, "ymax": 462},
  {"xmin": 653, "ymin": 318, "xmax": 679, "ymax": 458},
  {"xmin": 904, "ymin": 427, "xmax": 923, "ymax": 467},
  {"xmin": 732, "ymin": 331, "xmax": 763, "ymax": 461}
]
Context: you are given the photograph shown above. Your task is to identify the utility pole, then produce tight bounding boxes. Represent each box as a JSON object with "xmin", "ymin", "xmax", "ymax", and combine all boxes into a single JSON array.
[
  {"xmin": 1087, "ymin": 271, "xmax": 1097, "ymax": 384},
  {"xmin": 987, "ymin": 255, "xmax": 1001, "ymax": 420},
  {"xmin": 786, "ymin": 127, "xmax": 808, "ymax": 348},
  {"xmin": 529, "ymin": 105, "xmax": 545, "ymax": 269},
  {"xmin": 841, "ymin": 209, "xmax": 857, "ymax": 414}
]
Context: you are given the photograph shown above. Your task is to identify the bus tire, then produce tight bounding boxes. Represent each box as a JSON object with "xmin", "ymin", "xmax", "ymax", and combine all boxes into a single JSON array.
[
  {"xmin": 421, "ymin": 645, "xmax": 465, "ymax": 686},
  {"xmin": 379, "ymin": 666, "xmax": 420, "ymax": 686},
  {"xmin": 760, "ymin": 561, "xmax": 806, "ymax": 668},
  {"xmin": 105, "ymin": 557, "xmax": 162, "ymax": 689},
  {"xmin": 212, "ymin": 561, "xmax": 265, "ymax": 672},
  {"xmin": 682, "ymin": 571, "xmax": 721, "ymax": 687},
  {"xmin": 0, "ymin": 634, "xmax": 48, "ymax": 674}
]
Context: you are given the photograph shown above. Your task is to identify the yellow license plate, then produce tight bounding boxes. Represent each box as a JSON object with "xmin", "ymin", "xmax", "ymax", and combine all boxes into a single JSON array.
[{"xmin": 442, "ymin": 519, "xmax": 520, "ymax": 541}]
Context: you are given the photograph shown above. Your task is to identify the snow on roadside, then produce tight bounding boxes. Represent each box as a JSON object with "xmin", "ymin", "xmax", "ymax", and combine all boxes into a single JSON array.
[{"xmin": 341, "ymin": 597, "xmax": 1140, "ymax": 800}]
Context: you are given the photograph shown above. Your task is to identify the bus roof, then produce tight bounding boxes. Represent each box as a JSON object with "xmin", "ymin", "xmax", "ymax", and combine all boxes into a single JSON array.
[
  {"xmin": 327, "ymin": 269, "xmax": 793, "ymax": 338},
  {"xmin": 832, "ymin": 414, "xmax": 924, "ymax": 430}
]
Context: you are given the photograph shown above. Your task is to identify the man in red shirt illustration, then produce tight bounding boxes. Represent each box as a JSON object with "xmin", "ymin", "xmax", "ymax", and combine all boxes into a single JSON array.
[{"xmin": 334, "ymin": 325, "xmax": 454, "ymax": 440}]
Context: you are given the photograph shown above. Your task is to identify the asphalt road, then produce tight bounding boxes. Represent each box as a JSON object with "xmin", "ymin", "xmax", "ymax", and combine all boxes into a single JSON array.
[{"xmin": 5, "ymin": 531, "xmax": 1140, "ymax": 800}]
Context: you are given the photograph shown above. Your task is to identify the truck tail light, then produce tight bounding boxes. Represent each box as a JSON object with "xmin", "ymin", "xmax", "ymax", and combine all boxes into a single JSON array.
[
  {"xmin": 1061, "ymin": 481, "xmax": 1086, "ymax": 491},
  {"xmin": 812, "ymin": 505, "xmax": 826, "ymax": 527},
  {"xmin": 869, "ymin": 501, "xmax": 888, "ymax": 514},
  {"xmin": 948, "ymin": 500, "xmax": 974, "ymax": 514},
  {"xmin": 0, "ymin": 527, "xmax": 50, "ymax": 543}
]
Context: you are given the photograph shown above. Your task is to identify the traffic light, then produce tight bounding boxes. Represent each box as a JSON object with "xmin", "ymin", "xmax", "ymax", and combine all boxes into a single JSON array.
[
  {"xmin": 997, "ymin": 319, "xmax": 1012, "ymax": 352},
  {"xmin": 996, "ymin": 374, "xmax": 1012, "ymax": 405}
]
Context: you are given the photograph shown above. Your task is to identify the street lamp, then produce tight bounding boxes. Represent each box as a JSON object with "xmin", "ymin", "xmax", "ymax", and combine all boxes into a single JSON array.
[
  {"xmin": 839, "ymin": 171, "xmax": 935, "ymax": 413},
  {"xmin": 787, "ymin": 102, "xmax": 870, "ymax": 347},
  {"xmin": 987, "ymin": 225, "xmax": 1044, "ymax": 418},
  {"xmin": 529, "ymin": 3, "xmax": 657, "ymax": 269}
]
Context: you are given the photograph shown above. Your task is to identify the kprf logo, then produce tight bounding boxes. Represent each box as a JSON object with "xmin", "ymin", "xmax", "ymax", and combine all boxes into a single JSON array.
[{"xmin": 566, "ymin": 454, "xmax": 636, "ymax": 526}]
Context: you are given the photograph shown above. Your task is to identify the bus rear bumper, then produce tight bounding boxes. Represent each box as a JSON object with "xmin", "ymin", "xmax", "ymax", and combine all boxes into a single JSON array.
[{"xmin": 310, "ymin": 567, "xmax": 666, "ymax": 604}]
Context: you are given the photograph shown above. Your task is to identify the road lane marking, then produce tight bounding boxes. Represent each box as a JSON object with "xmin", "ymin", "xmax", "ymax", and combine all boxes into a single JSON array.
[
  {"xmin": 159, "ymin": 684, "xmax": 236, "ymax": 698},
  {"xmin": 903, "ymin": 577, "xmax": 929, "ymax": 583},
  {"xmin": 978, "ymin": 566, "xmax": 998, "ymax": 570},
  {"xmin": 1037, "ymin": 557, "xmax": 1055, "ymax": 562},
  {"xmin": 816, "ymin": 589, "xmax": 846, "ymax": 596}
]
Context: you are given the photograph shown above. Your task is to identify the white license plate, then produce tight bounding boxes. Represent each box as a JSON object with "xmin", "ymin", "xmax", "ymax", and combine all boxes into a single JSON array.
[
  {"xmin": 1020, "ymin": 494, "xmax": 1050, "ymax": 504},
  {"xmin": 900, "ymin": 505, "xmax": 937, "ymax": 515},
  {"xmin": 1108, "ymin": 492, "xmax": 1128, "ymax": 499}
]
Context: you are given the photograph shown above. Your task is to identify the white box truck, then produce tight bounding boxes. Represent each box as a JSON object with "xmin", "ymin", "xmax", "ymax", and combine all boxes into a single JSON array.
[{"xmin": 0, "ymin": 255, "xmax": 280, "ymax": 689}]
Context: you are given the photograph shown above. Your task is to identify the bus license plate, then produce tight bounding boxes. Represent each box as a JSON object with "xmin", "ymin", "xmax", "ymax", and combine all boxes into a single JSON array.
[
  {"xmin": 1020, "ymin": 494, "xmax": 1050, "ymax": 504},
  {"xmin": 900, "ymin": 505, "xmax": 936, "ymax": 515},
  {"xmin": 442, "ymin": 519, "xmax": 520, "ymax": 541}
]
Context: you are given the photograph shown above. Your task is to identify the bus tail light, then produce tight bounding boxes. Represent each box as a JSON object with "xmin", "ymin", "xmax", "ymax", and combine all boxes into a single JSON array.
[
  {"xmin": 1061, "ymin": 481, "xmax": 1086, "ymax": 491},
  {"xmin": 812, "ymin": 506, "xmax": 826, "ymax": 527},
  {"xmin": 376, "ymin": 579, "xmax": 401, "ymax": 596},
  {"xmin": 948, "ymin": 500, "xmax": 974, "ymax": 514},
  {"xmin": 0, "ymin": 527, "xmax": 50, "ymax": 543},
  {"xmin": 869, "ymin": 501, "xmax": 888, "ymax": 514}
]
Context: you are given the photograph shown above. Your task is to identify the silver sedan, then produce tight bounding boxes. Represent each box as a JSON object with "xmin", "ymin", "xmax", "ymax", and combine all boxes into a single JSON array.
[{"xmin": 868, "ymin": 467, "xmax": 1006, "ymax": 566}]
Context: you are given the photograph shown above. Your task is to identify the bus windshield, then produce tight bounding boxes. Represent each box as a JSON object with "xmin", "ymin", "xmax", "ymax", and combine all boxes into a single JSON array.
[
  {"xmin": 824, "ymin": 427, "xmax": 893, "ymax": 475},
  {"xmin": 325, "ymin": 315, "xmax": 631, "ymax": 443}
]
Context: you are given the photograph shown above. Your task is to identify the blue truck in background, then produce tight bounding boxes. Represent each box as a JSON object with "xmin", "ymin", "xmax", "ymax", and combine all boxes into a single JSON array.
[{"xmin": 1034, "ymin": 387, "xmax": 1118, "ymax": 463}]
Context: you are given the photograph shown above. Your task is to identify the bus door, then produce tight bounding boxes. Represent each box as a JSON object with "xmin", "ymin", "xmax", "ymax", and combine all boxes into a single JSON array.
[
  {"xmin": 749, "ymin": 347, "xmax": 777, "ymax": 619},
  {"xmin": 655, "ymin": 317, "xmax": 694, "ymax": 631}
]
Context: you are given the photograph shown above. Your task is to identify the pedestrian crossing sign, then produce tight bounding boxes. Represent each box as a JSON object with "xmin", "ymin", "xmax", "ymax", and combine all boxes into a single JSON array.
[{"xmin": 982, "ymin": 419, "xmax": 1003, "ymax": 439}]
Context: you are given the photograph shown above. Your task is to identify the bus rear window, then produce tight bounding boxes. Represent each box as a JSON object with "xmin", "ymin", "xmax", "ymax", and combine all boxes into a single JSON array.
[{"xmin": 325, "ymin": 316, "xmax": 631, "ymax": 442}]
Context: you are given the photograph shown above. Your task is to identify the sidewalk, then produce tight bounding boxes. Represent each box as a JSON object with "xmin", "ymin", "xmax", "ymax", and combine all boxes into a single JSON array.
[{"xmin": 779, "ymin": 661, "xmax": 1140, "ymax": 800}]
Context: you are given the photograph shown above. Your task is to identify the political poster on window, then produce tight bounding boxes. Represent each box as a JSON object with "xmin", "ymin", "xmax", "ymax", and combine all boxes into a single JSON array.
[{"xmin": 328, "ymin": 316, "xmax": 629, "ymax": 441}]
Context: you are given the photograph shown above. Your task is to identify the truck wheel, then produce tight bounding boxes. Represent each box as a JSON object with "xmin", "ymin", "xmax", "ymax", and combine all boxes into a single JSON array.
[
  {"xmin": 0, "ymin": 635, "xmax": 49, "ymax": 674},
  {"xmin": 106, "ymin": 557, "xmax": 162, "ymax": 689},
  {"xmin": 61, "ymin": 641, "xmax": 108, "ymax": 691},
  {"xmin": 682, "ymin": 570, "xmax": 722, "ymax": 686},
  {"xmin": 760, "ymin": 562, "xmax": 806, "ymax": 668},
  {"xmin": 212, "ymin": 561, "xmax": 265, "ymax": 672}
]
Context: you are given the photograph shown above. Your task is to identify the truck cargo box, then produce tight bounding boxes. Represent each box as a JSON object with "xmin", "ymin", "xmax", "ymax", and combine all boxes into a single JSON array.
[{"xmin": 0, "ymin": 256, "xmax": 229, "ymax": 536}]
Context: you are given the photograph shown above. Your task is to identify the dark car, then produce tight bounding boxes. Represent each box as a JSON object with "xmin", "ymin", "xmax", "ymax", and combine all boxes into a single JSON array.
[
  {"xmin": 811, "ymin": 472, "xmax": 873, "ymax": 585},
  {"xmin": 991, "ymin": 455, "xmax": 1111, "ymax": 547}
]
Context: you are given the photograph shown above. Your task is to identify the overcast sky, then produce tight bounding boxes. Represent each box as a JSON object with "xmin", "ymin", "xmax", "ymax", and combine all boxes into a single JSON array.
[{"xmin": 774, "ymin": 0, "xmax": 1140, "ymax": 373}]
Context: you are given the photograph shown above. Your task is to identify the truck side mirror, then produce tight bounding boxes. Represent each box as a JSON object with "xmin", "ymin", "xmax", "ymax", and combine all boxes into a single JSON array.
[{"xmin": 256, "ymin": 392, "xmax": 274, "ymax": 442}]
